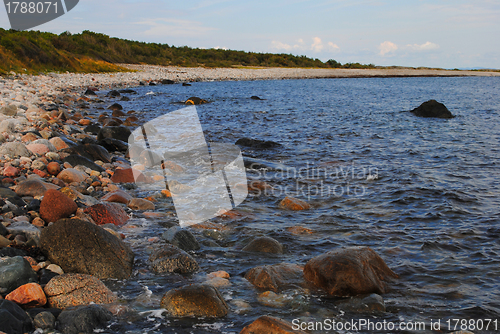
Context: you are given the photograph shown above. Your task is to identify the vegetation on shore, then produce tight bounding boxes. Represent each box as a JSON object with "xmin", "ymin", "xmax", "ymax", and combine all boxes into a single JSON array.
[{"xmin": 0, "ymin": 29, "xmax": 376, "ymax": 75}]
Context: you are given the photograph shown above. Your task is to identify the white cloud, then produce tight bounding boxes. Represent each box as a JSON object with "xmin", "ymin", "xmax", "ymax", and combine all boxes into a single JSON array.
[
  {"xmin": 311, "ymin": 37, "xmax": 324, "ymax": 52},
  {"xmin": 328, "ymin": 41, "xmax": 340, "ymax": 51},
  {"xmin": 406, "ymin": 41, "xmax": 440, "ymax": 51},
  {"xmin": 379, "ymin": 41, "xmax": 398, "ymax": 56},
  {"xmin": 271, "ymin": 40, "xmax": 293, "ymax": 51},
  {"xmin": 134, "ymin": 18, "xmax": 216, "ymax": 37}
]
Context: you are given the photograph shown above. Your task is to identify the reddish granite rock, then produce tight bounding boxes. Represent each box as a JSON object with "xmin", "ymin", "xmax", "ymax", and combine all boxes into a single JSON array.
[
  {"xmin": 46, "ymin": 162, "xmax": 61, "ymax": 176},
  {"xmin": 56, "ymin": 168, "xmax": 87, "ymax": 184},
  {"xmin": 3, "ymin": 165, "xmax": 19, "ymax": 177},
  {"xmin": 5, "ymin": 283, "xmax": 46, "ymax": 308},
  {"xmin": 110, "ymin": 168, "xmax": 146, "ymax": 183},
  {"xmin": 84, "ymin": 203, "xmax": 129, "ymax": 226},
  {"xmin": 101, "ymin": 189, "xmax": 133, "ymax": 204},
  {"xmin": 39, "ymin": 189, "xmax": 78, "ymax": 223},
  {"xmin": 49, "ymin": 137, "xmax": 70, "ymax": 150},
  {"xmin": 21, "ymin": 132, "xmax": 39, "ymax": 142},
  {"xmin": 303, "ymin": 246, "xmax": 399, "ymax": 297},
  {"xmin": 26, "ymin": 143, "xmax": 50, "ymax": 155},
  {"xmin": 240, "ymin": 315, "xmax": 307, "ymax": 334},
  {"xmin": 43, "ymin": 273, "xmax": 117, "ymax": 309},
  {"xmin": 33, "ymin": 169, "xmax": 48, "ymax": 178},
  {"xmin": 279, "ymin": 196, "xmax": 310, "ymax": 211},
  {"xmin": 245, "ymin": 263, "xmax": 305, "ymax": 292}
]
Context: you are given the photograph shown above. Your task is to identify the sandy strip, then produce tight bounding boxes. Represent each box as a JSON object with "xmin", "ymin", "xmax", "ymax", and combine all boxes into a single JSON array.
[{"xmin": 1, "ymin": 65, "xmax": 499, "ymax": 109}]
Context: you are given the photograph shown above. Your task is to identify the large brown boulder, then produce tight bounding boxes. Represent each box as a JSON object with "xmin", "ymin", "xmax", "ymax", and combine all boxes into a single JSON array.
[
  {"xmin": 40, "ymin": 219, "xmax": 134, "ymax": 279},
  {"xmin": 245, "ymin": 263, "xmax": 304, "ymax": 292},
  {"xmin": 303, "ymin": 246, "xmax": 398, "ymax": 297},
  {"xmin": 44, "ymin": 274, "xmax": 117, "ymax": 309},
  {"xmin": 240, "ymin": 315, "xmax": 307, "ymax": 334},
  {"xmin": 160, "ymin": 284, "xmax": 228, "ymax": 318}
]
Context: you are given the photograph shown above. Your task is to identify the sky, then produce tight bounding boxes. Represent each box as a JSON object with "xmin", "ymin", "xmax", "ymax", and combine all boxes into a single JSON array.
[{"xmin": 1, "ymin": 0, "xmax": 499, "ymax": 69}]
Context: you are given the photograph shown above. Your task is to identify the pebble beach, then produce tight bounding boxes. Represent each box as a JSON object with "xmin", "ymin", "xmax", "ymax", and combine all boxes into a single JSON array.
[{"xmin": 0, "ymin": 65, "xmax": 499, "ymax": 333}]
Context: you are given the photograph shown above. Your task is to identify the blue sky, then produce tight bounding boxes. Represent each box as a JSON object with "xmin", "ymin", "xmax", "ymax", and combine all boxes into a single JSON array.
[{"xmin": 1, "ymin": 0, "xmax": 499, "ymax": 68}]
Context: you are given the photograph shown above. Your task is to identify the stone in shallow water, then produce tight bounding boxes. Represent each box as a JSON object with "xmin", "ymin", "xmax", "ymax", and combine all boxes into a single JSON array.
[
  {"xmin": 336, "ymin": 293, "xmax": 386, "ymax": 313},
  {"xmin": 279, "ymin": 196, "xmax": 310, "ymax": 210},
  {"xmin": 56, "ymin": 304, "xmax": 113, "ymax": 334},
  {"xmin": 409, "ymin": 99, "xmax": 454, "ymax": 119},
  {"xmin": 240, "ymin": 315, "xmax": 306, "ymax": 334},
  {"xmin": 160, "ymin": 283, "xmax": 228, "ymax": 318},
  {"xmin": 149, "ymin": 244, "xmax": 199, "ymax": 274},
  {"xmin": 242, "ymin": 236, "xmax": 283, "ymax": 254},
  {"xmin": 161, "ymin": 226, "xmax": 200, "ymax": 251},
  {"xmin": 128, "ymin": 197, "xmax": 155, "ymax": 211},
  {"xmin": 245, "ymin": 263, "xmax": 304, "ymax": 292}
]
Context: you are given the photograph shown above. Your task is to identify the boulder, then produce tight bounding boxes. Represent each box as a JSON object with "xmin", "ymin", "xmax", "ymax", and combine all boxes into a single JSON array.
[
  {"xmin": 106, "ymin": 90, "xmax": 121, "ymax": 97},
  {"xmin": 0, "ymin": 300, "xmax": 33, "ymax": 334},
  {"xmin": 5, "ymin": 283, "xmax": 47, "ymax": 308},
  {"xmin": 303, "ymin": 246, "xmax": 398, "ymax": 296},
  {"xmin": 43, "ymin": 273, "xmax": 117, "ymax": 309},
  {"xmin": 149, "ymin": 244, "xmax": 199, "ymax": 274},
  {"xmin": 160, "ymin": 284, "xmax": 228, "ymax": 318},
  {"xmin": 26, "ymin": 143, "xmax": 50, "ymax": 155},
  {"xmin": 279, "ymin": 196, "xmax": 310, "ymax": 211},
  {"xmin": 40, "ymin": 219, "xmax": 134, "ymax": 279},
  {"xmin": 63, "ymin": 155, "xmax": 105, "ymax": 172},
  {"xmin": 0, "ymin": 256, "xmax": 38, "ymax": 294},
  {"xmin": 56, "ymin": 168, "xmax": 87, "ymax": 184},
  {"xmin": 3, "ymin": 165, "xmax": 19, "ymax": 177},
  {"xmin": 128, "ymin": 198, "xmax": 155, "ymax": 211},
  {"xmin": 39, "ymin": 189, "xmax": 78, "ymax": 223},
  {"xmin": 245, "ymin": 263, "xmax": 304, "ymax": 292},
  {"xmin": 56, "ymin": 304, "xmax": 113, "ymax": 334},
  {"xmin": 49, "ymin": 137, "xmax": 72, "ymax": 150},
  {"xmin": 0, "ymin": 104, "xmax": 18, "ymax": 116},
  {"xmin": 242, "ymin": 236, "xmax": 283, "ymax": 254},
  {"xmin": 33, "ymin": 311, "xmax": 56, "ymax": 330},
  {"xmin": 0, "ymin": 142, "xmax": 31, "ymax": 157},
  {"xmin": 240, "ymin": 315, "xmax": 306, "ymax": 334},
  {"xmin": 185, "ymin": 97, "xmax": 208, "ymax": 105},
  {"xmin": 161, "ymin": 79, "xmax": 175, "ymax": 84},
  {"xmin": 107, "ymin": 103, "xmax": 123, "ymax": 111},
  {"xmin": 64, "ymin": 144, "xmax": 111, "ymax": 163},
  {"xmin": 161, "ymin": 226, "xmax": 200, "ymax": 251},
  {"xmin": 409, "ymin": 100, "xmax": 454, "ymax": 118},
  {"xmin": 15, "ymin": 179, "xmax": 52, "ymax": 197},
  {"xmin": 101, "ymin": 189, "xmax": 133, "ymax": 204},
  {"xmin": 98, "ymin": 138, "xmax": 128, "ymax": 152},
  {"xmin": 83, "ymin": 202, "xmax": 129, "ymax": 226},
  {"xmin": 236, "ymin": 137, "xmax": 282, "ymax": 149},
  {"xmin": 97, "ymin": 126, "xmax": 132, "ymax": 143},
  {"xmin": 111, "ymin": 168, "xmax": 146, "ymax": 183},
  {"xmin": 0, "ymin": 187, "xmax": 26, "ymax": 207}
]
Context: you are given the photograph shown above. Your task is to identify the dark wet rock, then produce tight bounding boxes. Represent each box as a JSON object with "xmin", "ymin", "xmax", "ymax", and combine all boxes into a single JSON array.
[
  {"xmin": 182, "ymin": 82, "xmax": 191, "ymax": 86},
  {"xmin": 107, "ymin": 103, "xmax": 123, "ymax": 111},
  {"xmin": 243, "ymin": 157, "xmax": 288, "ymax": 170},
  {"xmin": 0, "ymin": 187, "xmax": 27, "ymax": 207},
  {"xmin": 44, "ymin": 273, "xmax": 117, "ymax": 309},
  {"xmin": 98, "ymin": 138, "xmax": 128, "ymax": 152},
  {"xmin": 106, "ymin": 90, "xmax": 121, "ymax": 98},
  {"xmin": 0, "ymin": 141, "xmax": 31, "ymax": 157},
  {"xmin": 38, "ymin": 268, "xmax": 59, "ymax": 286},
  {"xmin": 303, "ymin": 246, "xmax": 398, "ymax": 297},
  {"xmin": 0, "ymin": 299, "xmax": 33, "ymax": 334},
  {"xmin": 245, "ymin": 263, "xmax": 304, "ymax": 292},
  {"xmin": 236, "ymin": 137, "xmax": 282, "ymax": 149},
  {"xmin": 7, "ymin": 221, "xmax": 41, "ymax": 245},
  {"xmin": 160, "ymin": 283, "xmax": 228, "ymax": 318},
  {"xmin": 240, "ymin": 315, "xmax": 306, "ymax": 334},
  {"xmin": 242, "ymin": 236, "xmax": 283, "ymax": 254},
  {"xmin": 111, "ymin": 109, "xmax": 126, "ymax": 117},
  {"xmin": 63, "ymin": 155, "xmax": 105, "ymax": 172},
  {"xmin": 161, "ymin": 226, "xmax": 200, "ymax": 251},
  {"xmin": 84, "ymin": 202, "xmax": 129, "ymax": 226},
  {"xmin": 149, "ymin": 81, "xmax": 156, "ymax": 86},
  {"xmin": 40, "ymin": 218, "xmax": 134, "ymax": 279},
  {"xmin": 97, "ymin": 126, "xmax": 132, "ymax": 143},
  {"xmin": 0, "ymin": 222, "xmax": 7, "ymax": 236},
  {"xmin": 83, "ymin": 123, "xmax": 102, "ymax": 135},
  {"xmin": 64, "ymin": 144, "xmax": 111, "ymax": 164},
  {"xmin": 409, "ymin": 99, "xmax": 454, "ymax": 119},
  {"xmin": 185, "ymin": 96, "xmax": 208, "ymax": 105},
  {"xmin": 161, "ymin": 79, "xmax": 175, "ymax": 84},
  {"xmin": 119, "ymin": 89, "xmax": 137, "ymax": 94},
  {"xmin": 83, "ymin": 88, "xmax": 96, "ymax": 96},
  {"xmin": 56, "ymin": 304, "xmax": 113, "ymax": 334},
  {"xmin": 250, "ymin": 95, "xmax": 264, "ymax": 100},
  {"xmin": 33, "ymin": 311, "xmax": 56, "ymax": 330},
  {"xmin": 149, "ymin": 244, "xmax": 199, "ymax": 274},
  {"xmin": 39, "ymin": 189, "xmax": 78, "ymax": 223},
  {"xmin": 336, "ymin": 293, "xmax": 386, "ymax": 313},
  {"xmin": 0, "ymin": 247, "xmax": 28, "ymax": 257},
  {"xmin": 0, "ymin": 256, "xmax": 38, "ymax": 294},
  {"xmin": 120, "ymin": 96, "xmax": 130, "ymax": 101}
]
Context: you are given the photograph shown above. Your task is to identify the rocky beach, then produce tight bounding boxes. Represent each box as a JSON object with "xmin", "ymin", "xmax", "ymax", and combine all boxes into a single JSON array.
[{"xmin": 0, "ymin": 65, "xmax": 498, "ymax": 333}]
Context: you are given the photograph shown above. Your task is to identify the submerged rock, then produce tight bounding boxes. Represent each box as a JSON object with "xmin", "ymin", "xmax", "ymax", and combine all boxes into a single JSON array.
[
  {"xmin": 149, "ymin": 244, "xmax": 199, "ymax": 274},
  {"xmin": 40, "ymin": 218, "xmax": 134, "ymax": 279},
  {"xmin": 240, "ymin": 315, "xmax": 306, "ymax": 334},
  {"xmin": 279, "ymin": 196, "xmax": 310, "ymax": 211},
  {"xmin": 97, "ymin": 126, "xmax": 132, "ymax": 143},
  {"xmin": 236, "ymin": 137, "xmax": 281, "ymax": 149},
  {"xmin": 161, "ymin": 226, "xmax": 200, "ymax": 251},
  {"xmin": 242, "ymin": 236, "xmax": 283, "ymax": 254},
  {"xmin": 160, "ymin": 283, "xmax": 228, "ymax": 318},
  {"xmin": 303, "ymin": 246, "xmax": 398, "ymax": 296},
  {"xmin": 245, "ymin": 263, "xmax": 304, "ymax": 292},
  {"xmin": 336, "ymin": 293, "xmax": 386, "ymax": 313},
  {"xmin": 56, "ymin": 304, "xmax": 113, "ymax": 334},
  {"xmin": 409, "ymin": 99, "xmax": 454, "ymax": 118}
]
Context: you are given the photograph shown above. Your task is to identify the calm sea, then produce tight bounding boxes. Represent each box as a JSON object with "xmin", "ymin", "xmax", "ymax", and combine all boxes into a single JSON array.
[{"xmin": 102, "ymin": 76, "xmax": 500, "ymax": 333}]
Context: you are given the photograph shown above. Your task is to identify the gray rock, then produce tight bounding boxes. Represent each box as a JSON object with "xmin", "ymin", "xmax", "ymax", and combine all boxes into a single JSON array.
[
  {"xmin": 0, "ymin": 222, "xmax": 7, "ymax": 236},
  {"xmin": 0, "ymin": 104, "xmax": 18, "ymax": 116},
  {"xmin": 0, "ymin": 299, "xmax": 33, "ymax": 334},
  {"xmin": 63, "ymin": 154, "xmax": 105, "ymax": 172},
  {"xmin": 0, "ymin": 141, "xmax": 32, "ymax": 157},
  {"xmin": 56, "ymin": 304, "xmax": 113, "ymax": 334},
  {"xmin": 0, "ymin": 187, "xmax": 26, "ymax": 207},
  {"xmin": 149, "ymin": 244, "xmax": 199, "ymax": 274},
  {"xmin": 34, "ymin": 311, "xmax": 56, "ymax": 330},
  {"xmin": 162, "ymin": 226, "xmax": 200, "ymax": 251},
  {"xmin": 242, "ymin": 236, "xmax": 283, "ymax": 254},
  {"xmin": 7, "ymin": 221, "xmax": 41, "ymax": 246},
  {"xmin": 97, "ymin": 126, "xmax": 132, "ymax": 143},
  {"xmin": 32, "ymin": 139, "xmax": 56, "ymax": 151},
  {"xmin": 0, "ymin": 256, "xmax": 38, "ymax": 294},
  {"xmin": 40, "ymin": 218, "xmax": 134, "ymax": 280},
  {"xmin": 0, "ymin": 119, "xmax": 15, "ymax": 133}
]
